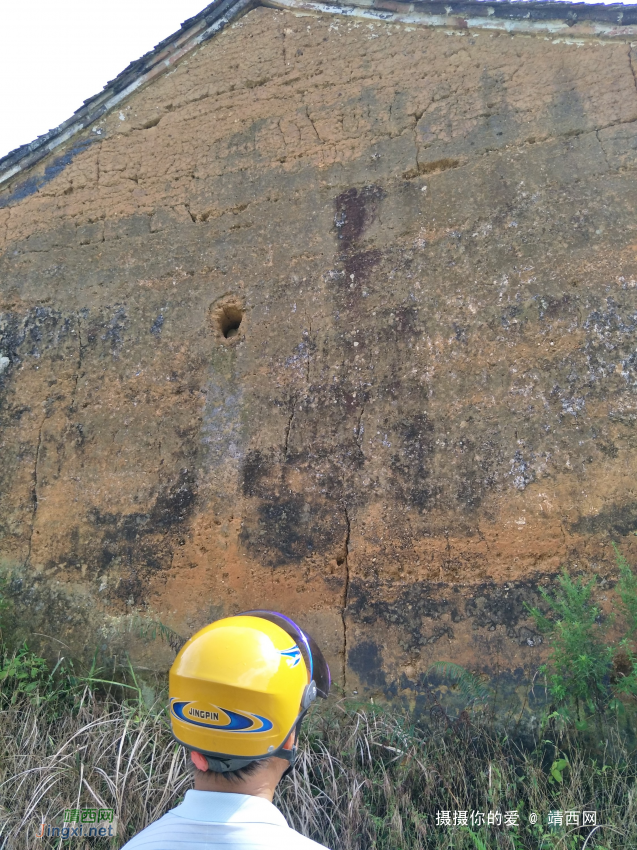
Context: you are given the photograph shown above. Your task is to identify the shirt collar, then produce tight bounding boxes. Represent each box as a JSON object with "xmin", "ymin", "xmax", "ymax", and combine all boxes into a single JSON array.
[{"xmin": 171, "ymin": 790, "xmax": 289, "ymax": 827}]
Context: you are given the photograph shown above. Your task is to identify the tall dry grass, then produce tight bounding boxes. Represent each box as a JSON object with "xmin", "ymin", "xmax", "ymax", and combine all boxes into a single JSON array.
[
  {"xmin": 0, "ymin": 687, "xmax": 189, "ymax": 848},
  {"xmin": 283, "ymin": 704, "xmax": 637, "ymax": 849},
  {"xmin": 1, "ymin": 683, "xmax": 637, "ymax": 849}
]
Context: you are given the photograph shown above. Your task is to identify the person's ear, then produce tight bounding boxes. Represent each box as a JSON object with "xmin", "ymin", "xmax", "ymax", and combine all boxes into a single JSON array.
[
  {"xmin": 191, "ymin": 751, "xmax": 209, "ymax": 771},
  {"xmin": 282, "ymin": 731, "xmax": 296, "ymax": 751}
]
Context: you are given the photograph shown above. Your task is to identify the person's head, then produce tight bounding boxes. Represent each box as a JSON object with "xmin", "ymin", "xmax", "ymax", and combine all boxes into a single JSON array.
[{"xmin": 169, "ymin": 611, "xmax": 331, "ymax": 800}]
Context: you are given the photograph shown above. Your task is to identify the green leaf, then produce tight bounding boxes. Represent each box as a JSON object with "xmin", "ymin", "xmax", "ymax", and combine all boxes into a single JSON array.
[
  {"xmin": 426, "ymin": 661, "xmax": 492, "ymax": 705},
  {"xmin": 461, "ymin": 828, "xmax": 488, "ymax": 850},
  {"xmin": 550, "ymin": 758, "xmax": 569, "ymax": 784}
]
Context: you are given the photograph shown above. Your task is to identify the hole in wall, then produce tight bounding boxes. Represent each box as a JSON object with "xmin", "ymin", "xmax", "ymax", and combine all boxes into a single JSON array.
[
  {"xmin": 219, "ymin": 305, "xmax": 243, "ymax": 338},
  {"xmin": 210, "ymin": 296, "xmax": 245, "ymax": 343},
  {"xmin": 335, "ymin": 542, "xmax": 348, "ymax": 567}
]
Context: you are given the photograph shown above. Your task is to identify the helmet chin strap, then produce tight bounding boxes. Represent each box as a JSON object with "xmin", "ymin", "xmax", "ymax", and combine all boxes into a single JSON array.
[
  {"xmin": 278, "ymin": 719, "xmax": 302, "ymax": 779},
  {"xmin": 201, "ymin": 738, "xmax": 299, "ymax": 775},
  {"xmin": 202, "ymin": 754, "xmax": 257, "ymax": 773}
]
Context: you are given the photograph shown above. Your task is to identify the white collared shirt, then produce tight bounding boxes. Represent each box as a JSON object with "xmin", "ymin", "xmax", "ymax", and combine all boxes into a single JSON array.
[{"xmin": 120, "ymin": 789, "xmax": 330, "ymax": 849}]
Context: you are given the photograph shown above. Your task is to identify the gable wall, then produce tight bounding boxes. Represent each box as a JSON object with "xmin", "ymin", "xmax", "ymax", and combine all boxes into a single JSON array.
[{"xmin": 2, "ymin": 6, "xmax": 637, "ymax": 707}]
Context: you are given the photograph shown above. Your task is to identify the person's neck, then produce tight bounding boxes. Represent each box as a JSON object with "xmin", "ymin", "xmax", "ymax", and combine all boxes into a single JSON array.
[{"xmin": 193, "ymin": 766, "xmax": 281, "ymax": 802}]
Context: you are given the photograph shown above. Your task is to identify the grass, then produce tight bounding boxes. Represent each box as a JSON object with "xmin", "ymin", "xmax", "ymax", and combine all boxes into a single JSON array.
[
  {"xmin": 2, "ymin": 549, "xmax": 637, "ymax": 848},
  {"xmin": 285, "ymin": 703, "xmax": 637, "ymax": 849},
  {"xmin": 1, "ymin": 665, "xmax": 636, "ymax": 850},
  {"xmin": 0, "ymin": 680, "xmax": 190, "ymax": 848}
]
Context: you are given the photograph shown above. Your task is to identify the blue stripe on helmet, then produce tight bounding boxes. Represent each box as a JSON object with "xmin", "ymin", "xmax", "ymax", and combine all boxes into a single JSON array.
[{"xmin": 171, "ymin": 700, "xmax": 273, "ymax": 733}]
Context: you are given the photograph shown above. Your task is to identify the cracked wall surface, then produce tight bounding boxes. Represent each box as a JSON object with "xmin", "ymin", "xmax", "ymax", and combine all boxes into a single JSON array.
[{"xmin": 2, "ymin": 7, "xmax": 637, "ymax": 709}]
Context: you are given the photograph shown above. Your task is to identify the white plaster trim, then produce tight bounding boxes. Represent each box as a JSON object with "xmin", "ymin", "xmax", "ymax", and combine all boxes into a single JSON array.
[{"xmin": 265, "ymin": 0, "xmax": 637, "ymax": 39}]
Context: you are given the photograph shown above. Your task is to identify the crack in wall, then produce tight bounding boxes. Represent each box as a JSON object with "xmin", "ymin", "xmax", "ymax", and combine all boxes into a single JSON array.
[
  {"xmin": 305, "ymin": 316, "xmax": 312, "ymax": 384},
  {"xmin": 8, "ymin": 100, "xmax": 637, "ymax": 245},
  {"xmin": 442, "ymin": 530, "xmax": 451, "ymax": 581},
  {"xmin": 71, "ymin": 313, "xmax": 84, "ymax": 412},
  {"xmin": 596, "ymin": 129, "xmax": 611, "ymax": 170},
  {"xmin": 559, "ymin": 521, "xmax": 568, "ymax": 548},
  {"xmin": 406, "ymin": 116, "xmax": 637, "ymax": 180},
  {"xmin": 276, "ymin": 118, "xmax": 287, "ymax": 154},
  {"xmin": 475, "ymin": 521, "xmax": 491, "ymax": 553},
  {"xmin": 284, "ymin": 395, "xmax": 297, "ymax": 457},
  {"xmin": 412, "ymin": 124, "xmax": 421, "ymax": 179},
  {"xmin": 355, "ymin": 404, "xmax": 365, "ymax": 451},
  {"xmin": 305, "ymin": 106, "xmax": 321, "ymax": 141},
  {"xmin": 0, "ymin": 204, "xmax": 10, "ymax": 251},
  {"xmin": 24, "ymin": 415, "xmax": 45, "ymax": 568},
  {"xmin": 282, "ymin": 23, "xmax": 287, "ymax": 72},
  {"xmin": 340, "ymin": 502, "xmax": 351, "ymax": 689},
  {"xmin": 629, "ymin": 46, "xmax": 637, "ymax": 98}
]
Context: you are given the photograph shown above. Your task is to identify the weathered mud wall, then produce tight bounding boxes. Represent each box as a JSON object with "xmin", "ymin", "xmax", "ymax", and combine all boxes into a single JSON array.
[{"xmin": 2, "ymin": 7, "xmax": 637, "ymax": 706}]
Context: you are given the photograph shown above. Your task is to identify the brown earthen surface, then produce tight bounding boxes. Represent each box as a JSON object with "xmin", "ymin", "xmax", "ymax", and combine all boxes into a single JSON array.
[{"xmin": 2, "ymin": 8, "xmax": 637, "ymax": 706}]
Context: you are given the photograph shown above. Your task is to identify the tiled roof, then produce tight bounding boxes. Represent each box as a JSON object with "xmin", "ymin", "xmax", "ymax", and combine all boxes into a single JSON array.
[{"xmin": 1, "ymin": 0, "xmax": 636, "ymax": 189}]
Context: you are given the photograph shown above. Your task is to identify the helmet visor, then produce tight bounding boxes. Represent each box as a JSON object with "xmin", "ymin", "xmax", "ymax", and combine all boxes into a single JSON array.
[{"xmin": 239, "ymin": 610, "xmax": 331, "ymax": 699}]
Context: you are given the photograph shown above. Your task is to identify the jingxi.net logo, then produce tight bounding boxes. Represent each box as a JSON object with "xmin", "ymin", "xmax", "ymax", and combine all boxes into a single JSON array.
[{"xmin": 38, "ymin": 808, "xmax": 116, "ymax": 839}]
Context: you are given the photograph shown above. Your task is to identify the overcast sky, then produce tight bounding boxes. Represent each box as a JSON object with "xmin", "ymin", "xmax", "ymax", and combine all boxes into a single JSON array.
[
  {"xmin": 0, "ymin": 1, "xmax": 209, "ymax": 160},
  {"xmin": 0, "ymin": 0, "xmax": 634, "ymax": 161}
]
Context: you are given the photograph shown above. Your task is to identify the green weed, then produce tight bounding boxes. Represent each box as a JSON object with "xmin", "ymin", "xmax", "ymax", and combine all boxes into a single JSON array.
[
  {"xmin": 426, "ymin": 661, "xmax": 493, "ymax": 708},
  {"xmin": 525, "ymin": 569, "xmax": 613, "ymax": 719},
  {"xmin": 524, "ymin": 548, "xmax": 637, "ymax": 722}
]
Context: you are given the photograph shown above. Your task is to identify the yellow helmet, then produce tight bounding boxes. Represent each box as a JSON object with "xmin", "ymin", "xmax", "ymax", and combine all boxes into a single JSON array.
[{"xmin": 169, "ymin": 610, "xmax": 330, "ymax": 772}]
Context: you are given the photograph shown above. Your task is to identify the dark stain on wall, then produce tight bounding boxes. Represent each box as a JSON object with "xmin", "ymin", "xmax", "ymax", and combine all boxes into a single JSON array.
[
  {"xmin": 334, "ymin": 185, "xmax": 385, "ymax": 251},
  {"xmin": 348, "ymin": 576, "xmax": 550, "ymax": 655},
  {"xmin": 344, "ymin": 248, "xmax": 382, "ymax": 283},
  {"xmin": 0, "ymin": 307, "xmax": 72, "ymax": 367},
  {"xmin": 46, "ymin": 469, "xmax": 198, "ymax": 604},
  {"xmin": 3, "ymin": 571, "xmax": 100, "ymax": 650},
  {"xmin": 241, "ymin": 448, "xmax": 279, "ymax": 498},
  {"xmin": 348, "ymin": 640, "xmax": 389, "ymax": 691},
  {"xmin": 0, "ymin": 139, "xmax": 95, "ymax": 210},
  {"xmin": 240, "ymin": 487, "xmax": 347, "ymax": 567},
  {"xmin": 90, "ymin": 467, "xmax": 196, "ymax": 539},
  {"xmin": 152, "ymin": 468, "xmax": 197, "ymax": 529},
  {"xmin": 571, "ymin": 501, "xmax": 637, "ymax": 537},
  {"xmin": 241, "ymin": 441, "xmax": 354, "ymax": 566},
  {"xmin": 390, "ymin": 414, "xmax": 437, "ymax": 511},
  {"xmin": 454, "ymin": 430, "xmax": 504, "ymax": 512}
]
